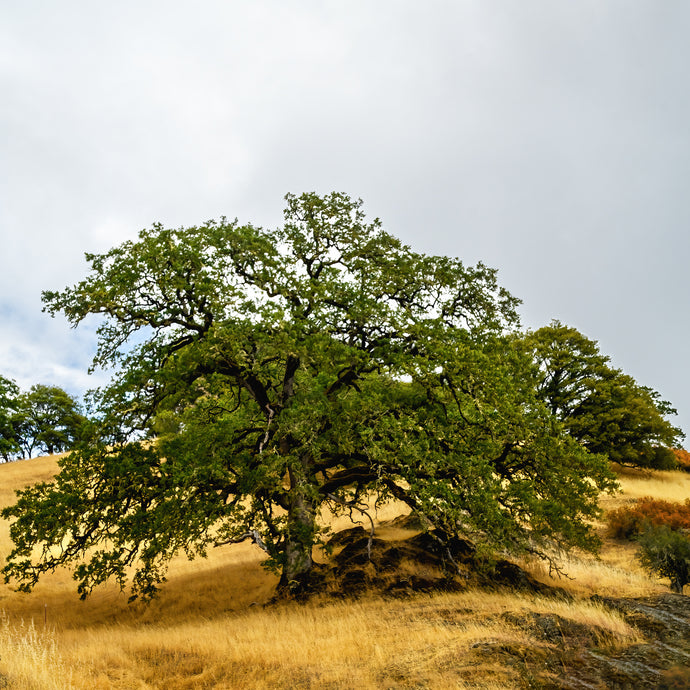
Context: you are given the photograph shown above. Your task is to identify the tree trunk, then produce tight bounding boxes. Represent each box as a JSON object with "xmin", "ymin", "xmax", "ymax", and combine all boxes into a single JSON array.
[
  {"xmin": 278, "ymin": 460, "xmax": 317, "ymax": 595},
  {"xmin": 670, "ymin": 576, "xmax": 686, "ymax": 594}
]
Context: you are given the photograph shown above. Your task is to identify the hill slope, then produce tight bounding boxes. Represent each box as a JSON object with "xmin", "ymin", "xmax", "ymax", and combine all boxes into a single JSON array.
[{"xmin": 0, "ymin": 456, "xmax": 689, "ymax": 688}]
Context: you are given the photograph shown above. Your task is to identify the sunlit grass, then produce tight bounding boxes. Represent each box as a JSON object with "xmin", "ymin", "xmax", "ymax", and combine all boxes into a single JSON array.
[
  {"xmin": 0, "ymin": 612, "xmax": 74, "ymax": 689},
  {"xmin": 603, "ymin": 464, "xmax": 690, "ymax": 507},
  {"xmin": 0, "ymin": 455, "xmax": 682, "ymax": 688},
  {"xmin": 519, "ymin": 544, "xmax": 666, "ymax": 599},
  {"xmin": 46, "ymin": 592, "xmax": 642, "ymax": 689}
]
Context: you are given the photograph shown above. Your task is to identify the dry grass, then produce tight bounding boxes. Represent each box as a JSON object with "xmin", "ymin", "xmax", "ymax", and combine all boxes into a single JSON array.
[
  {"xmin": 0, "ymin": 613, "xmax": 74, "ymax": 689},
  {"xmin": 51, "ymin": 592, "xmax": 640, "ymax": 690},
  {"xmin": 518, "ymin": 543, "xmax": 666, "ymax": 599},
  {"xmin": 602, "ymin": 464, "xmax": 690, "ymax": 508},
  {"xmin": 0, "ymin": 455, "xmax": 682, "ymax": 688}
]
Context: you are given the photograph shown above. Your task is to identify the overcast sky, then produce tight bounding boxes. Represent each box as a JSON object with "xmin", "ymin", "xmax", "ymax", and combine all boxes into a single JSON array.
[{"xmin": 1, "ymin": 1, "xmax": 689, "ymax": 441}]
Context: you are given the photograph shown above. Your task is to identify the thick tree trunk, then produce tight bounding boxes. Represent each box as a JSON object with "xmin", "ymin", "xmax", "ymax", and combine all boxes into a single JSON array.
[
  {"xmin": 278, "ymin": 460, "xmax": 318, "ymax": 595},
  {"xmin": 670, "ymin": 576, "xmax": 686, "ymax": 594}
]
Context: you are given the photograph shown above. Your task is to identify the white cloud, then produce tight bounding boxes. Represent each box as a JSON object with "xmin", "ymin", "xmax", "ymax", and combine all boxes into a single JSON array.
[{"xmin": 1, "ymin": 0, "xmax": 688, "ymax": 436}]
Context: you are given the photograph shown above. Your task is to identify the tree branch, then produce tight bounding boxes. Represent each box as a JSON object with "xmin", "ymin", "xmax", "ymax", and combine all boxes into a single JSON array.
[
  {"xmin": 327, "ymin": 493, "xmax": 376, "ymax": 560},
  {"xmin": 319, "ymin": 467, "xmax": 377, "ymax": 495},
  {"xmin": 214, "ymin": 530, "xmax": 271, "ymax": 554}
]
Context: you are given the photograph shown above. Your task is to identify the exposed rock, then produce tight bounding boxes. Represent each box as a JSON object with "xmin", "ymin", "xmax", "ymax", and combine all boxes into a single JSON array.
[
  {"xmin": 480, "ymin": 594, "xmax": 690, "ymax": 689},
  {"xmin": 317, "ymin": 525, "xmax": 561, "ymax": 599}
]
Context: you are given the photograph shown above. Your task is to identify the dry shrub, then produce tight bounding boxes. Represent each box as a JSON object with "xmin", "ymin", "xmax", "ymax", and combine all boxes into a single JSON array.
[
  {"xmin": 608, "ymin": 496, "xmax": 690, "ymax": 540},
  {"xmin": 672, "ymin": 448, "xmax": 690, "ymax": 472}
]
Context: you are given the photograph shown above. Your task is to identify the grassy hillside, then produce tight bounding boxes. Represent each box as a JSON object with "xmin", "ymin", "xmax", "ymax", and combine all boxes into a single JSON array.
[{"xmin": 0, "ymin": 456, "xmax": 688, "ymax": 688}]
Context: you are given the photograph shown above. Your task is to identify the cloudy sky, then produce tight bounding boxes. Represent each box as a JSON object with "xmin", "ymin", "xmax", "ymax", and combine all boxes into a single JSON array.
[{"xmin": 2, "ymin": 1, "xmax": 689, "ymax": 440}]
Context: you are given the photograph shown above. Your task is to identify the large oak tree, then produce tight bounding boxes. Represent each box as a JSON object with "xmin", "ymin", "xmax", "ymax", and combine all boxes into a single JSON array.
[{"xmin": 3, "ymin": 193, "xmax": 616, "ymax": 599}]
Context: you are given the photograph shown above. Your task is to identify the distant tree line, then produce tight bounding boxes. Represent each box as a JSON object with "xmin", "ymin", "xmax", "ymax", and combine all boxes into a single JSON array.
[{"xmin": 0, "ymin": 376, "xmax": 85, "ymax": 461}]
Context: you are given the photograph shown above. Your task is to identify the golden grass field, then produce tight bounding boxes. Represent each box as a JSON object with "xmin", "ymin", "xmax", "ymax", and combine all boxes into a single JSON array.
[{"xmin": 0, "ymin": 455, "xmax": 688, "ymax": 689}]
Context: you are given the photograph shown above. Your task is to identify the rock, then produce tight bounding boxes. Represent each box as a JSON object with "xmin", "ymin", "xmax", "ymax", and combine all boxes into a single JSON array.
[
  {"xmin": 316, "ymin": 525, "xmax": 558, "ymax": 599},
  {"xmin": 498, "ymin": 593, "xmax": 690, "ymax": 688}
]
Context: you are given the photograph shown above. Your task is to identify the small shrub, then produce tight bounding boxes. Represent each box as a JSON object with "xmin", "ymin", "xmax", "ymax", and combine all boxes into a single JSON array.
[
  {"xmin": 608, "ymin": 506, "xmax": 645, "ymax": 540},
  {"xmin": 672, "ymin": 448, "xmax": 690, "ymax": 473},
  {"xmin": 636, "ymin": 523, "xmax": 690, "ymax": 594},
  {"xmin": 607, "ymin": 498, "xmax": 690, "ymax": 540}
]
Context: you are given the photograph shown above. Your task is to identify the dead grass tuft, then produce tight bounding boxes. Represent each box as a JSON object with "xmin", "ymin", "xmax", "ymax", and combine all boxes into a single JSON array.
[{"xmin": 0, "ymin": 612, "xmax": 74, "ymax": 689}]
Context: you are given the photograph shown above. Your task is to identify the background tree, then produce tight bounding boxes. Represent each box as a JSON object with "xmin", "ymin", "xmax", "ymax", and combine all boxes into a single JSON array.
[
  {"xmin": 521, "ymin": 322, "xmax": 683, "ymax": 469},
  {"xmin": 12, "ymin": 385, "xmax": 85, "ymax": 459},
  {"xmin": 0, "ymin": 375, "xmax": 20, "ymax": 461},
  {"xmin": 3, "ymin": 193, "xmax": 616, "ymax": 600}
]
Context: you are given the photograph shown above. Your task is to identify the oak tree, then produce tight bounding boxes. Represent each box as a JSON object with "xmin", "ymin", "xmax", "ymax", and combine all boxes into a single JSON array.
[
  {"xmin": 3, "ymin": 193, "xmax": 616, "ymax": 599},
  {"xmin": 521, "ymin": 322, "xmax": 683, "ymax": 469},
  {"xmin": 12, "ymin": 384, "xmax": 85, "ymax": 459}
]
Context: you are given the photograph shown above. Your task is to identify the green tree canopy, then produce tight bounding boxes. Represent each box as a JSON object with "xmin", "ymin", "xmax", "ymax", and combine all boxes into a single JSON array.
[
  {"xmin": 3, "ymin": 193, "xmax": 616, "ymax": 600},
  {"xmin": 521, "ymin": 322, "xmax": 684, "ymax": 469},
  {"xmin": 12, "ymin": 384, "xmax": 85, "ymax": 459}
]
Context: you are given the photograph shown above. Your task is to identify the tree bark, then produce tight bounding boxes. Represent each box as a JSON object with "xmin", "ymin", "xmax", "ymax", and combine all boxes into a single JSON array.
[
  {"xmin": 670, "ymin": 576, "xmax": 686, "ymax": 594},
  {"xmin": 278, "ymin": 457, "xmax": 317, "ymax": 595}
]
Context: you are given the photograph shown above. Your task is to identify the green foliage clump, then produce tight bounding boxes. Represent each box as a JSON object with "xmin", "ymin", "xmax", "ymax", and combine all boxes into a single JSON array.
[
  {"xmin": 636, "ymin": 523, "xmax": 690, "ymax": 594},
  {"xmin": 0, "ymin": 375, "xmax": 20, "ymax": 461}
]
